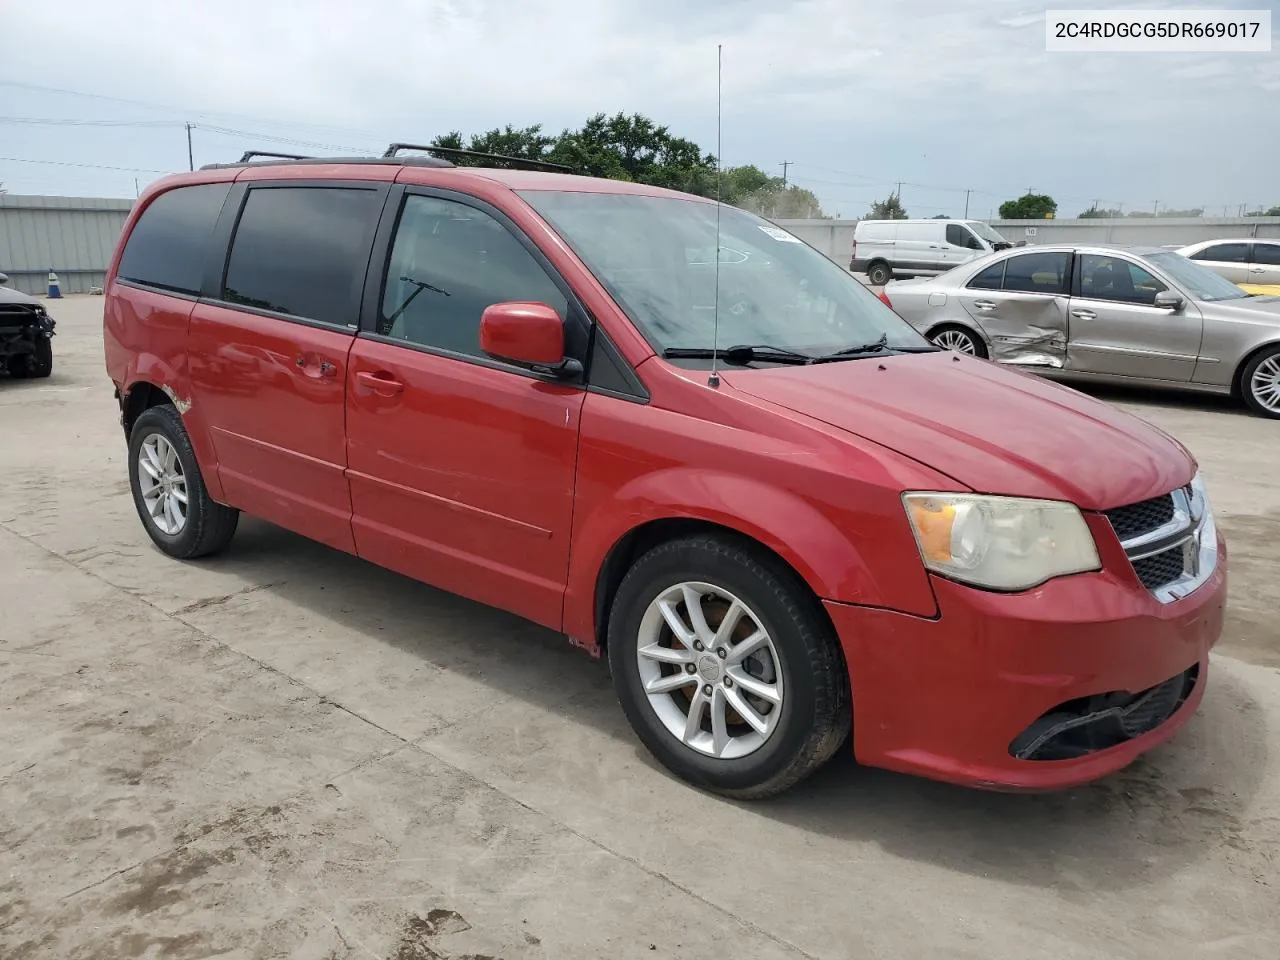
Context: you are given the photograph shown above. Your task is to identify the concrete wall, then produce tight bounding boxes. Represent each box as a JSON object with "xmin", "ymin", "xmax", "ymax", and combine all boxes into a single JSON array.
[
  {"xmin": 774, "ymin": 216, "xmax": 1280, "ymax": 266},
  {"xmin": 0, "ymin": 194, "xmax": 134, "ymax": 295}
]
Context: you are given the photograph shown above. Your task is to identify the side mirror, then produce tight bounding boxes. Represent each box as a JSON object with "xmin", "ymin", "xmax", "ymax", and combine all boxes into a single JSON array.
[
  {"xmin": 479, "ymin": 301, "xmax": 580, "ymax": 377},
  {"xmin": 1153, "ymin": 291, "xmax": 1184, "ymax": 312}
]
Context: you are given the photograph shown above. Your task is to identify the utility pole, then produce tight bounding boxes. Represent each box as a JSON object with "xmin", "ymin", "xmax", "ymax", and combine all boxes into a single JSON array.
[
  {"xmin": 1152, "ymin": 199, "xmax": 1160, "ymax": 215},
  {"xmin": 780, "ymin": 161, "xmax": 791, "ymax": 186},
  {"xmin": 186, "ymin": 122, "xmax": 194, "ymax": 172},
  {"xmin": 963, "ymin": 188, "xmax": 971, "ymax": 218}
]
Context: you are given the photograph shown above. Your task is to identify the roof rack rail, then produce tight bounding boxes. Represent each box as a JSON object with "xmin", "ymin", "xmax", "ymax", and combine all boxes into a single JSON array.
[
  {"xmin": 199, "ymin": 155, "xmax": 456, "ymax": 171},
  {"xmin": 382, "ymin": 142, "xmax": 576, "ymax": 174},
  {"xmin": 238, "ymin": 150, "xmax": 314, "ymax": 163}
]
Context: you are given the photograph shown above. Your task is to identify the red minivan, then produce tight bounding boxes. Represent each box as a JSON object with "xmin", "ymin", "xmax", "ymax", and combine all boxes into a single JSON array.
[{"xmin": 103, "ymin": 150, "xmax": 1227, "ymax": 797}]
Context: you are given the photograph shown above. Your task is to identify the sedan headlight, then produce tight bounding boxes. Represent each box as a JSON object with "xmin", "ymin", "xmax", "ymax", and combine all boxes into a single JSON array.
[{"xmin": 902, "ymin": 493, "xmax": 1100, "ymax": 591}]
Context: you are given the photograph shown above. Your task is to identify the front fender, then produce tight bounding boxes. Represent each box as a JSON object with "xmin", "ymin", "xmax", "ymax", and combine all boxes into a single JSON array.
[{"xmin": 562, "ymin": 467, "xmax": 938, "ymax": 651}]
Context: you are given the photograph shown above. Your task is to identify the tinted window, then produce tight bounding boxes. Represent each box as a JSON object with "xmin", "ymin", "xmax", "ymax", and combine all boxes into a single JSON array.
[
  {"xmin": 1003, "ymin": 252, "xmax": 1070, "ymax": 293},
  {"xmin": 1253, "ymin": 242, "xmax": 1280, "ymax": 266},
  {"xmin": 222, "ymin": 186, "xmax": 382, "ymax": 326},
  {"xmin": 1078, "ymin": 255, "xmax": 1168, "ymax": 305},
  {"xmin": 945, "ymin": 223, "xmax": 974, "ymax": 247},
  {"xmin": 1193, "ymin": 243, "xmax": 1248, "ymax": 263},
  {"xmin": 377, "ymin": 195, "xmax": 566, "ymax": 358},
  {"xmin": 116, "ymin": 183, "xmax": 231, "ymax": 295},
  {"xmin": 968, "ymin": 261, "xmax": 1006, "ymax": 289}
]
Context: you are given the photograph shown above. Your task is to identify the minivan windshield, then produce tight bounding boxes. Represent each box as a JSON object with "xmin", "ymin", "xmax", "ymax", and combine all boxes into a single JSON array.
[
  {"xmin": 1146, "ymin": 251, "xmax": 1251, "ymax": 302},
  {"xmin": 520, "ymin": 191, "xmax": 932, "ymax": 359}
]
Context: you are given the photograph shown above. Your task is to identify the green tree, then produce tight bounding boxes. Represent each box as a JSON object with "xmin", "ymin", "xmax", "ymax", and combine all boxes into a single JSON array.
[
  {"xmin": 428, "ymin": 115, "xmax": 828, "ymax": 217},
  {"xmin": 865, "ymin": 194, "xmax": 908, "ymax": 219},
  {"xmin": 1079, "ymin": 206, "xmax": 1122, "ymax": 218},
  {"xmin": 1246, "ymin": 205, "xmax": 1280, "ymax": 217},
  {"xmin": 999, "ymin": 193, "xmax": 1057, "ymax": 219}
]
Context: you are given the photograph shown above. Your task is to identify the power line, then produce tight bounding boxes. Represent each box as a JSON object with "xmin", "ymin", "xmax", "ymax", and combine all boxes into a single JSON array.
[
  {"xmin": 0, "ymin": 156, "xmax": 169, "ymax": 173},
  {"xmin": 0, "ymin": 117, "xmax": 186, "ymax": 127},
  {"xmin": 0, "ymin": 79, "xmax": 393, "ymax": 141}
]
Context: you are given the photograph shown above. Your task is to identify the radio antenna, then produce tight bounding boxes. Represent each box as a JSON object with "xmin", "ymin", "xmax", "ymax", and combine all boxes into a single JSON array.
[{"xmin": 708, "ymin": 43, "xmax": 724, "ymax": 389}]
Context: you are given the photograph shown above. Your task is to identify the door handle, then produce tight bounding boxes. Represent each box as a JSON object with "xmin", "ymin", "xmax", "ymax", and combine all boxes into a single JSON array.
[
  {"xmin": 1250, "ymin": 267, "xmax": 1265, "ymax": 273},
  {"xmin": 356, "ymin": 370, "xmax": 404, "ymax": 397},
  {"xmin": 971, "ymin": 299, "xmax": 997, "ymax": 311},
  {"xmin": 1071, "ymin": 309, "xmax": 1097, "ymax": 320}
]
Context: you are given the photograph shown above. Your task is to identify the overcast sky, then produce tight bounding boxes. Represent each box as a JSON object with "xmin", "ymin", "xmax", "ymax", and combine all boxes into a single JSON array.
[{"xmin": 2, "ymin": 0, "xmax": 1277, "ymax": 218}]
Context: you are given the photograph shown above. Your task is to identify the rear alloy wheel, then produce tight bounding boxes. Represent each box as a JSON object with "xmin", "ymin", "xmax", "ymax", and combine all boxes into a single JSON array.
[
  {"xmin": 867, "ymin": 262, "xmax": 892, "ymax": 286},
  {"xmin": 930, "ymin": 325, "xmax": 987, "ymax": 358},
  {"xmin": 607, "ymin": 534, "xmax": 850, "ymax": 798},
  {"xmin": 1241, "ymin": 347, "xmax": 1280, "ymax": 419},
  {"xmin": 128, "ymin": 405, "xmax": 239, "ymax": 558}
]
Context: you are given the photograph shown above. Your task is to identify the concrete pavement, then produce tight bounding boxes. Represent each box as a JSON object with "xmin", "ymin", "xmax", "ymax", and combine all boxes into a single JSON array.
[{"xmin": 2, "ymin": 297, "xmax": 1277, "ymax": 960}]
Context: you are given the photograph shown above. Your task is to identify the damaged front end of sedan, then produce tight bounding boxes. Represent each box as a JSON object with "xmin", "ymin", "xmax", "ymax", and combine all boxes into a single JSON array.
[{"xmin": 0, "ymin": 279, "xmax": 56, "ymax": 379}]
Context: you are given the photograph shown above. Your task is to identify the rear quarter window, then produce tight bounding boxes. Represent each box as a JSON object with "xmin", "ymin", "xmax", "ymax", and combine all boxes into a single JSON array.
[
  {"xmin": 221, "ymin": 185, "xmax": 383, "ymax": 326},
  {"xmin": 116, "ymin": 183, "xmax": 232, "ymax": 295}
]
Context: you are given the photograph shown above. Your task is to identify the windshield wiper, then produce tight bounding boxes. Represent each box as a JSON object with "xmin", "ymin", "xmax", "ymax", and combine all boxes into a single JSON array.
[
  {"xmin": 662, "ymin": 344, "xmax": 818, "ymax": 365},
  {"xmin": 813, "ymin": 333, "xmax": 889, "ymax": 360}
]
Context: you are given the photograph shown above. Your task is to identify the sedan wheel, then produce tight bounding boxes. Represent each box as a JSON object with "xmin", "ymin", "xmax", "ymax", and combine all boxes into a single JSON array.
[
  {"xmin": 1242, "ymin": 348, "xmax": 1280, "ymax": 418},
  {"xmin": 930, "ymin": 326, "xmax": 985, "ymax": 357}
]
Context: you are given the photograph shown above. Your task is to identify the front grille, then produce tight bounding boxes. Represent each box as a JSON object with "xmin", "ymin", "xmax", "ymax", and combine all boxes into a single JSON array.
[
  {"xmin": 1132, "ymin": 546, "xmax": 1186, "ymax": 591},
  {"xmin": 1105, "ymin": 494, "xmax": 1175, "ymax": 541}
]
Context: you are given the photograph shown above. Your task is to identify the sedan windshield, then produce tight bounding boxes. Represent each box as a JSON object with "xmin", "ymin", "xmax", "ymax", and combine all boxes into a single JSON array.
[
  {"xmin": 1147, "ymin": 251, "xmax": 1250, "ymax": 302},
  {"xmin": 519, "ymin": 190, "xmax": 931, "ymax": 358}
]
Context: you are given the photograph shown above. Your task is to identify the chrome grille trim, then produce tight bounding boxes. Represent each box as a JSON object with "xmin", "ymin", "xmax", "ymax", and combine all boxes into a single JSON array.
[{"xmin": 1108, "ymin": 482, "xmax": 1217, "ymax": 604}]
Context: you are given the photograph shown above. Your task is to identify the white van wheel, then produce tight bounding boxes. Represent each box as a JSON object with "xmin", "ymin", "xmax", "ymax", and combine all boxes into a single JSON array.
[{"xmin": 866, "ymin": 262, "xmax": 892, "ymax": 286}]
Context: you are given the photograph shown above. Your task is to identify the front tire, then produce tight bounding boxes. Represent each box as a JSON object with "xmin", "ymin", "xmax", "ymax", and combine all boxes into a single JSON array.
[
  {"xmin": 127, "ymin": 405, "xmax": 239, "ymax": 558},
  {"xmin": 607, "ymin": 534, "xmax": 851, "ymax": 799},
  {"xmin": 1240, "ymin": 346, "xmax": 1280, "ymax": 419}
]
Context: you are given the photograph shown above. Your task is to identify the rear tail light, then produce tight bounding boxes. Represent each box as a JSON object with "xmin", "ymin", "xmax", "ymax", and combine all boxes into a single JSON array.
[{"xmin": 878, "ymin": 290, "xmax": 893, "ymax": 309}]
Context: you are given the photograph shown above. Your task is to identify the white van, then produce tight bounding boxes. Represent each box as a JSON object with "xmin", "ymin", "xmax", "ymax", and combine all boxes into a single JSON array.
[{"xmin": 850, "ymin": 219, "xmax": 1012, "ymax": 285}]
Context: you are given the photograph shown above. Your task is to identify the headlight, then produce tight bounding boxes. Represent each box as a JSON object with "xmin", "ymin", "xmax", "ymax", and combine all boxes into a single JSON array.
[{"xmin": 902, "ymin": 493, "xmax": 1100, "ymax": 591}]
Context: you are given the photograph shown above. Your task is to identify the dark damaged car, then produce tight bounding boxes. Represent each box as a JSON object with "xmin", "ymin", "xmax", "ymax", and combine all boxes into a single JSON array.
[{"xmin": 0, "ymin": 275, "xmax": 56, "ymax": 379}]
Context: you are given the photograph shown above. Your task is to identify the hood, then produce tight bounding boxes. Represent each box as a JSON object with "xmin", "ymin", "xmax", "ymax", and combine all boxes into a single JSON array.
[
  {"xmin": 0, "ymin": 286, "xmax": 41, "ymax": 306},
  {"xmin": 1206, "ymin": 294, "xmax": 1280, "ymax": 321},
  {"xmin": 722, "ymin": 352, "xmax": 1193, "ymax": 510}
]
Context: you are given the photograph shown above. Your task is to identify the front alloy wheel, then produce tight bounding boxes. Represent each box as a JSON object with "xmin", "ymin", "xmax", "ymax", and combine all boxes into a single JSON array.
[
  {"xmin": 607, "ymin": 534, "xmax": 851, "ymax": 799},
  {"xmin": 1242, "ymin": 348, "xmax": 1280, "ymax": 418},
  {"xmin": 636, "ymin": 581, "xmax": 784, "ymax": 760}
]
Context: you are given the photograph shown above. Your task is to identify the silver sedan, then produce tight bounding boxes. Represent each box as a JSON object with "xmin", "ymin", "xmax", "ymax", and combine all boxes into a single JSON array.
[{"xmin": 880, "ymin": 243, "xmax": 1280, "ymax": 418}]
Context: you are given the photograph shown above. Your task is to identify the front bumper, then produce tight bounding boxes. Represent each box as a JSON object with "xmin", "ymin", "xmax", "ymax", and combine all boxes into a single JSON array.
[{"xmin": 825, "ymin": 529, "xmax": 1227, "ymax": 791}]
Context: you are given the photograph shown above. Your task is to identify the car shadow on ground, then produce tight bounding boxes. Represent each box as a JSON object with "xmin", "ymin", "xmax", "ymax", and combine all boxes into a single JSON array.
[
  {"xmin": 189, "ymin": 517, "xmax": 1269, "ymax": 894},
  {"xmin": 1052, "ymin": 379, "xmax": 1250, "ymax": 417}
]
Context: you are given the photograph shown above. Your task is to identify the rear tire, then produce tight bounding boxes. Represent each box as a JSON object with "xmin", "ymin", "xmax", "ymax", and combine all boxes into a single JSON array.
[
  {"xmin": 1239, "ymin": 346, "xmax": 1280, "ymax": 419},
  {"xmin": 866, "ymin": 261, "xmax": 892, "ymax": 286},
  {"xmin": 929, "ymin": 324, "xmax": 988, "ymax": 359},
  {"xmin": 128, "ymin": 405, "xmax": 239, "ymax": 559},
  {"xmin": 606, "ymin": 534, "xmax": 851, "ymax": 799}
]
